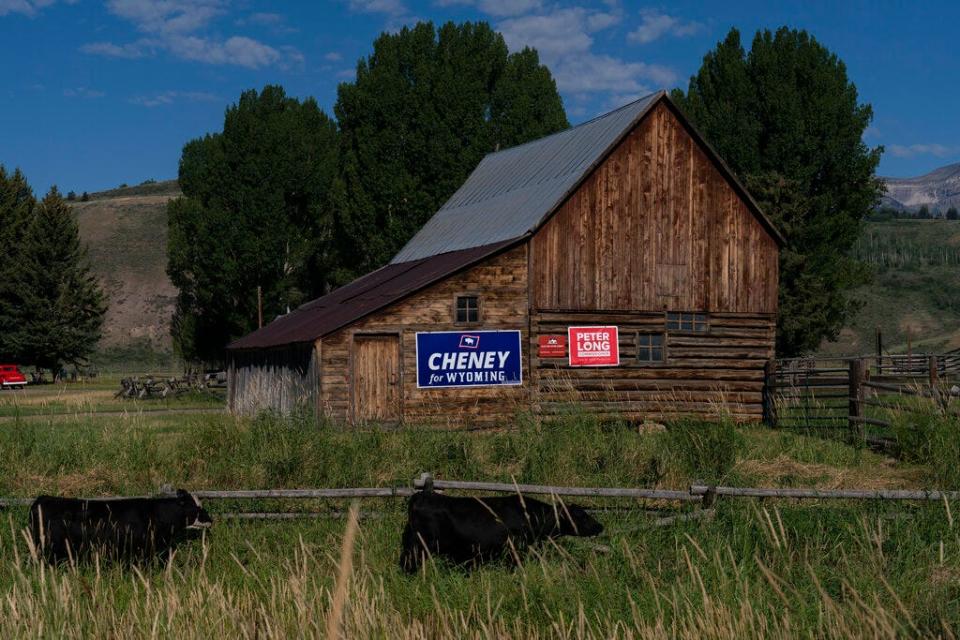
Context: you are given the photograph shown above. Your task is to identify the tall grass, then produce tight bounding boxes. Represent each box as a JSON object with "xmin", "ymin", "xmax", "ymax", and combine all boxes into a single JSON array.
[
  {"xmin": 1, "ymin": 499, "xmax": 958, "ymax": 638},
  {"xmin": 893, "ymin": 412, "xmax": 960, "ymax": 488}
]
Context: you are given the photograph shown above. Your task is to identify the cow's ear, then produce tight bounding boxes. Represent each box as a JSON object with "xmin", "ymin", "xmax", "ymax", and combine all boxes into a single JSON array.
[{"xmin": 176, "ymin": 489, "xmax": 190, "ymax": 502}]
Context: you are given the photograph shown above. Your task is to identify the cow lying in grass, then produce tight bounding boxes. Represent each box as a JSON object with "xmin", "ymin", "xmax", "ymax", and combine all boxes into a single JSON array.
[
  {"xmin": 400, "ymin": 490, "xmax": 603, "ymax": 573},
  {"xmin": 29, "ymin": 490, "xmax": 212, "ymax": 563}
]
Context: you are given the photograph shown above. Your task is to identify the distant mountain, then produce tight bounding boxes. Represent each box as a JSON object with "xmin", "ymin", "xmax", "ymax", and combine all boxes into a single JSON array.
[{"xmin": 882, "ymin": 162, "xmax": 960, "ymax": 213}]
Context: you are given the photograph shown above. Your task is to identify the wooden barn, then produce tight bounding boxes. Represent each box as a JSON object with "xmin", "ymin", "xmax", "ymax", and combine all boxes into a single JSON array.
[{"xmin": 226, "ymin": 91, "xmax": 783, "ymax": 425}]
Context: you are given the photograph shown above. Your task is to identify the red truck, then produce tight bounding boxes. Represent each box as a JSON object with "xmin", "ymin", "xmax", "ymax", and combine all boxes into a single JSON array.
[{"xmin": 0, "ymin": 364, "xmax": 27, "ymax": 389}]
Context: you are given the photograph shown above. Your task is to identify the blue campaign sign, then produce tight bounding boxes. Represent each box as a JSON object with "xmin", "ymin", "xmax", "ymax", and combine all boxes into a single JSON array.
[{"xmin": 415, "ymin": 330, "xmax": 523, "ymax": 389}]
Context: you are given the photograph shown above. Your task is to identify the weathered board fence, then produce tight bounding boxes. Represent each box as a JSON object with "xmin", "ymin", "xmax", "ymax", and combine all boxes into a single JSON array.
[{"xmin": 763, "ymin": 352, "xmax": 960, "ymax": 440}]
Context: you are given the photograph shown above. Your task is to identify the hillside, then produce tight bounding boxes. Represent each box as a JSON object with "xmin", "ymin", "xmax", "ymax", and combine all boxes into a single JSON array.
[
  {"xmin": 882, "ymin": 162, "xmax": 960, "ymax": 213},
  {"xmin": 69, "ymin": 180, "xmax": 180, "ymax": 353},
  {"xmin": 819, "ymin": 218, "xmax": 960, "ymax": 355}
]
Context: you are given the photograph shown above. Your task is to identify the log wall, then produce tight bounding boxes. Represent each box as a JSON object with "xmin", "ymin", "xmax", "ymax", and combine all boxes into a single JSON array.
[
  {"xmin": 318, "ymin": 244, "xmax": 529, "ymax": 426},
  {"xmin": 530, "ymin": 310, "xmax": 776, "ymax": 421},
  {"xmin": 530, "ymin": 101, "xmax": 779, "ymax": 315}
]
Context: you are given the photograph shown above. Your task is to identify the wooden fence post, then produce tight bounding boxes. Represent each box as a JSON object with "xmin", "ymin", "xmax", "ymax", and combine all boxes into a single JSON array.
[
  {"xmin": 929, "ymin": 355, "xmax": 940, "ymax": 388},
  {"xmin": 763, "ymin": 359, "xmax": 778, "ymax": 427},
  {"xmin": 849, "ymin": 359, "xmax": 866, "ymax": 443}
]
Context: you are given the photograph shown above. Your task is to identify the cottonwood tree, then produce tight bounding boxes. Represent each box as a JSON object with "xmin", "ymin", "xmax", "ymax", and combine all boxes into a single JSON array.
[
  {"xmin": 333, "ymin": 21, "xmax": 568, "ymax": 280},
  {"xmin": 167, "ymin": 85, "xmax": 339, "ymax": 363},
  {"xmin": 672, "ymin": 27, "xmax": 884, "ymax": 356}
]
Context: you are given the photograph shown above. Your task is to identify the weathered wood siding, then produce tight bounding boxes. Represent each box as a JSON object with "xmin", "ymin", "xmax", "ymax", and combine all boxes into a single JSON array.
[
  {"xmin": 319, "ymin": 245, "xmax": 529, "ymax": 426},
  {"xmin": 228, "ymin": 343, "xmax": 319, "ymax": 416},
  {"xmin": 531, "ymin": 311, "xmax": 775, "ymax": 420},
  {"xmin": 531, "ymin": 101, "xmax": 779, "ymax": 314},
  {"xmin": 528, "ymin": 101, "xmax": 779, "ymax": 421}
]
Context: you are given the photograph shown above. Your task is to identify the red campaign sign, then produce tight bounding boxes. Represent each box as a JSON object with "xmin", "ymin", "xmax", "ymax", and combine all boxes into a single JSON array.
[
  {"xmin": 538, "ymin": 334, "xmax": 567, "ymax": 358},
  {"xmin": 568, "ymin": 326, "xmax": 619, "ymax": 367}
]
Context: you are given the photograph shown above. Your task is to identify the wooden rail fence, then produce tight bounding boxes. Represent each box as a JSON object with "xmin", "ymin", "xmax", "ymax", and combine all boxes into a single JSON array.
[{"xmin": 5, "ymin": 474, "xmax": 960, "ymax": 513}]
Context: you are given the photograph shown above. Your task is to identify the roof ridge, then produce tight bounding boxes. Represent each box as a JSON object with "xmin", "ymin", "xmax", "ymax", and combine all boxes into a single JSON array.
[{"xmin": 482, "ymin": 90, "xmax": 663, "ymax": 158}]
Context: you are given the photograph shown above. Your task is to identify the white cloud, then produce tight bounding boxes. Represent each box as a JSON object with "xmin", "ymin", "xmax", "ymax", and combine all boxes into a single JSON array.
[
  {"xmin": 168, "ymin": 34, "xmax": 281, "ymax": 68},
  {"xmin": 553, "ymin": 53, "xmax": 674, "ymax": 94},
  {"xmin": 0, "ymin": 0, "xmax": 35, "ymax": 16},
  {"xmin": 348, "ymin": 0, "xmax": 407, "ymax": 15},
  {"xmin": 434, "ymin": 0, "xmax": 542, "ymax": 16},
  {"xmin": 129, "ymin": 90, "xmax": 217, "ymax": 107},
  {"xmin": 627, "ymin": 9, "xmax": 702, "ymax": 45},
  {"xmin": 243, "ymin": 12, "xmax": 282, "ymax": 25},
  {"xmin": 82, "ymin": 1, "xmax": 295, "ymax": 69},
  {"xmin": 0, "ymin": 0, "xmax": 73, "ymax": 17},
  {"xmin": 80, "ymin": 40, "xmax": 150, "ymax": 59},
  {"xmin": 324, "ymin": 51, "xmax": 343, "ymax": 62},
  {"xmin": 498, "ymin": 6, "xmax": 674, "ymax": 98},
  {"xmin": 888, "ymin": 143, "xmax": 958, "ymax": 159},
  {"xmin": 498, "ymin": 8, "xmax": 617, "ymax": 61},
  {"xmin": 236, "ymin": 11, "xmax": 297, "ymax": 34},
  {"xmin": 105, "ymin": 0, "xmax": 223, "ymax": 35},
  {"xmin": 63, "ymin": 86, "xmax": 105, "ymax": 98}
]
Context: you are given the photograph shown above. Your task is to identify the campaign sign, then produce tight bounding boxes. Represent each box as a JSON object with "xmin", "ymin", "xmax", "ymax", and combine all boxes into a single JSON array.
[
  {"xmin": 416, "ymin": 330, "xmax": 522, "ymax": 388},
  {"xmin": 568, "ymin": 326, "xmax": 620, "ymax": 367},
  {"xmin": 538, "ymin": 334, "xmax": 567, "ymax": 358}
]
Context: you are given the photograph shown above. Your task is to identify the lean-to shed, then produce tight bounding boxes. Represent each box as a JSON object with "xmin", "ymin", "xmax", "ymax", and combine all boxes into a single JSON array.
[{"xmin": 227, "ymin": 91, "xmax": 783, "ymax": 425}]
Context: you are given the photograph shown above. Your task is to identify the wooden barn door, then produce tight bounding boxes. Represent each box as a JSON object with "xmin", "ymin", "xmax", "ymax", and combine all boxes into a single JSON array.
[{"xmin": 352, "ymin": 335, "xmax": 401, "ymax": 424}]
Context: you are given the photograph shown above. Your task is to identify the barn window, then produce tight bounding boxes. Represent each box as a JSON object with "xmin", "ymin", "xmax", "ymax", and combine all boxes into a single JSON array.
[
  {"xmin": 455, "ymin": 295, "xmax": 480, "ymax": 324},
  {"xmin": 666, "ymin": 312, "xmax": 708, "ymax": 332},
  {"xmin": 636, "ymin": 333, "xmax": 665, "ymax": 363}
]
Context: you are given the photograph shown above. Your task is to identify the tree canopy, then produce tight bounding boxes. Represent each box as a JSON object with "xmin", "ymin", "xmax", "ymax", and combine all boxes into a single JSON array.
[
  {"xmin": 672, "ymin": 27, "xmax": 883, "ymax": 356},
  {"xmin": 0, "ymin": 170, "xmax": 105, "ymax": 370},
  {"xmin": 167, "ymin": 86, "xmax": 339, "ymax": 363},
  {"xmin": 333, "ymin": 21, "xmax": 568, "ymax": 279}
]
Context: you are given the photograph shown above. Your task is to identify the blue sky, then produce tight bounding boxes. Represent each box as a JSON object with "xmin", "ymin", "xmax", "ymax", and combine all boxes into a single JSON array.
[{"xmin": 1, "ymin": 0, "xmax": 958, "ymax": 195}]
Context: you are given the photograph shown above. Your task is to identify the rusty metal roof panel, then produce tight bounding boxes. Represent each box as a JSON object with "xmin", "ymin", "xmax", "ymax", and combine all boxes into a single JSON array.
[
  {"xmin": 391, "ymin": 92, "xmax": 661, "ymax": 263},
  {"xmin": 227, "ymin": 240, "xmax": 517, "ymax": 350}
]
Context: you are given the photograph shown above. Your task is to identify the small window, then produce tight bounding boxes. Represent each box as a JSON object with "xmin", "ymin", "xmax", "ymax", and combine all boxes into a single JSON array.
[
  {"xmin": 667, "ymin": 311, "xmax": 708, "ymax": 332},
  {"xmin": 637, "ymin": 333, "xmax": 665, "ymax": 363},
  {"xmin": 455, "ymin": 295, "xmax": 480, "ymax": 323}
]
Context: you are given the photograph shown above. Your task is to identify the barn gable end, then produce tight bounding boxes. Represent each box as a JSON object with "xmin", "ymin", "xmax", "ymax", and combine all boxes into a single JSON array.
[{"xmin": 531, "ymin": 100, "xmax": 779, "ymax": 314}]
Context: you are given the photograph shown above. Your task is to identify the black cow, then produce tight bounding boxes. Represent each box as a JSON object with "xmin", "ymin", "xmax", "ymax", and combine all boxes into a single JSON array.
[
  {"xmin": 29, "ymin": 489, "xmax": 212, "ymax": 562},
  {"xmin": 399, "ymin": 491, "xmax": 603, "ymax": 573}
]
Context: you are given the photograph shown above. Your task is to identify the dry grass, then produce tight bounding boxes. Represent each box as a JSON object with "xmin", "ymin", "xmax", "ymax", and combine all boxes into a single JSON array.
[{"xmin": 735, "ymin": 454, "xmax": 927, "ymax": 491}]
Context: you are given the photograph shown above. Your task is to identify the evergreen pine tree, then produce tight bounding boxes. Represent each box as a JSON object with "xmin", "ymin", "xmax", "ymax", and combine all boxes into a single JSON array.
[
  {"xmin": 947, "ymin": 207, "xmax": 959, "ymax": 220},
  {"xmin": 13, "ymin": 188, "xmax": 106, "ymax": 372},
  {"xmin": 0, "ymin": 166, "xmax": 37, "ymax": 361}
]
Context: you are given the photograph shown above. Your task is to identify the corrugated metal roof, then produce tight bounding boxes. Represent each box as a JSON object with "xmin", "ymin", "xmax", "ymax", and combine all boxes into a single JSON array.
[
  {"xmin": 392, "ymin": 92, "xmax": 662, "ymax": 263},
  {"xmin": 227, "ymin": 240, "xmax": 517, "ymax": 350}
]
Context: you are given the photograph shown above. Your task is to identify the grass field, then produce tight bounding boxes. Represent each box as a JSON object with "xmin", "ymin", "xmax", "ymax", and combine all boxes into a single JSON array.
[
  {"xmin": 2, "ymin": 403, "xmax": 959, "ymax": 638},
  {"xmin": 0, "ymin": 377, "xmax": 223, "ymax": 418}
]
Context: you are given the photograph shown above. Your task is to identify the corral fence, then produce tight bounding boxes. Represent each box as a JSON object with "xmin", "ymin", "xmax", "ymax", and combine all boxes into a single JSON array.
[{"xmin": 762, "ymin": 350, "xmax": 960, "ymax": 442}]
